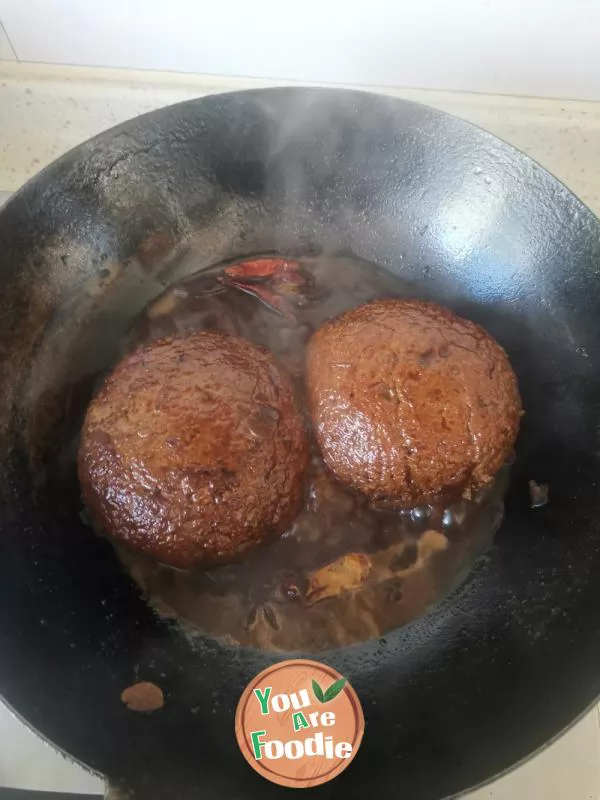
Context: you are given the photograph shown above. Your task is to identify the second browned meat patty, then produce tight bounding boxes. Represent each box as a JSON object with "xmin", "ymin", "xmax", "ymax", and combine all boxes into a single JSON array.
[
  {"xmin": 78, "ymin": 331, "xmax": 308, "ymax": 569},
  {"xmin": 306, "ymin": 299, "xmax": 521, "ymax": 507}
]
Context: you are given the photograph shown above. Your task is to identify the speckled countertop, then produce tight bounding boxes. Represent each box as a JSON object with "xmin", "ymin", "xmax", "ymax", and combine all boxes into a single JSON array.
[{"xmin": 0, "ymin": 62, "xmax": 600, "ymax": 799}]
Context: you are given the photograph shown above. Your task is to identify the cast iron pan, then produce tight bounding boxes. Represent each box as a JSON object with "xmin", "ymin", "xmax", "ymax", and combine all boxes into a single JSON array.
[{"xmin": 0, "ymin": 88, "xmax": 599, "ymax": 800}]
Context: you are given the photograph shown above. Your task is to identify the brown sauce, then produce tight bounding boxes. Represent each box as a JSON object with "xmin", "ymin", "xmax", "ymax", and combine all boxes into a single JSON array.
[{"xmin": 101, "ymin": 255, "xmax": 509, "ymax": 652}]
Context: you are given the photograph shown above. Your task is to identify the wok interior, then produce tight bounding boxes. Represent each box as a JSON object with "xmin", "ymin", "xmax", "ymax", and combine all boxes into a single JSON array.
[{"xmin": 1, "ymin": 89, "xmax": 600, "ymax": 799}]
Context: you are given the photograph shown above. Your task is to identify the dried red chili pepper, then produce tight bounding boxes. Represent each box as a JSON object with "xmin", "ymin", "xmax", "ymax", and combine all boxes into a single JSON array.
[
  {"xmin": 224, "ymin": 257, "xmax": 302, "ymax": 281},
  {"xmin": 218, "ymin": 277, "xmax": 295, "ymax": 319},
  {"xmin": 218, "ymin": 256, "xmax": 311, "ymax": 319}
]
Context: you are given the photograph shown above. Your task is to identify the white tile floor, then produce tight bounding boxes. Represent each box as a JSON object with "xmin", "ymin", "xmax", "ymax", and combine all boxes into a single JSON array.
[{"xmin": 1, "ymin": 63, "xmax": 600, "ymax": 797}]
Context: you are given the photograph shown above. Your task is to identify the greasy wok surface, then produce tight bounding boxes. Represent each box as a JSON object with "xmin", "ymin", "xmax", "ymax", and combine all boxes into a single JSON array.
[{"xmin": 0, "ymin": 88, "xmax": 600, "ymax": 799}]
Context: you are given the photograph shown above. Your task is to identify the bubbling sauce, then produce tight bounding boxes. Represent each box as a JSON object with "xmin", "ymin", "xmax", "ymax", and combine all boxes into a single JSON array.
[{"xmin": 106, "ymin": 256, "xmax": 509, "ymax": 652}]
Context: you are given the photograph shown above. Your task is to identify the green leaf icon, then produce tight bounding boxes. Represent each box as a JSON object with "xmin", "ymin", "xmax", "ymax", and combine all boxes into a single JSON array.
[
  {"xmin": 312, "ymin": 679, "xmax": 325, "ymax": 703},
  {"xmin": 323, "ymin": 677, "xmax": 347, "ymax": 702},
  {"xmin": 312, "ymin": 677, "xmax": 347, "ymax": 703}
]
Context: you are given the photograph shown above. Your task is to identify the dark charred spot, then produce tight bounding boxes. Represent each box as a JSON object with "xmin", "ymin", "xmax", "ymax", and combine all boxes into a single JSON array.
[
  {"xmin": 384, "ymin": 579, "xmax": 404, "ymax": 603},
  {"xmin": 380, "ymin": 385, "xmax": 397, "ymax": 401},
  {"xmin": 262, "ymin": 603, "xmax": 280, "ymax": 630},
  {"xmin": 256, "ymin": 404, "xmax": 280, "ymax": 425},
  {"xmin": 529, "ymin": 480, "xmax": 549, "ymax": 509},
  {"xmin": 419, "ymin": 348, "xmax": 436, "ymax": 367},
  {"xmin": 245, "ymin": 605, "xmax": 258, "ymax": 629}
]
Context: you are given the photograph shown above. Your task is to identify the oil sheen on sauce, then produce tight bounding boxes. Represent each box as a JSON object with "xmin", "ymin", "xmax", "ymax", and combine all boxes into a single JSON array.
[{"xmin": 106, "ymin": 255, "xmax": 509, "ymax": 652}]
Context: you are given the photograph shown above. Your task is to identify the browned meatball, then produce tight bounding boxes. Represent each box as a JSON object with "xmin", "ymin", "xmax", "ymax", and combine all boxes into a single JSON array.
[
  {"xmin": 306, "ymin": 299, "xmax": 521, "ymax": 507},
  {"xmin": 78, "ymin": 331, "xmax": 308, "ymax": 569}
]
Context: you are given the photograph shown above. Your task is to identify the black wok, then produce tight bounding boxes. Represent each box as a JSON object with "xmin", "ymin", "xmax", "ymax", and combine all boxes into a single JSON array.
[{"xmin": 1, "ymin": 88, "xmax": 599, "ymax": 800}]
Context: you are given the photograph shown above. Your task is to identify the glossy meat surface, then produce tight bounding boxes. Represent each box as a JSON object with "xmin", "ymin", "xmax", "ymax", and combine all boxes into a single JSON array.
[
  {"xmin": 306, "ymin": 299, "xmax": 521, "ymax": 506},
  {"xmin": 78, "ymin": 331, "xmax": 309, "ymax": 568}
]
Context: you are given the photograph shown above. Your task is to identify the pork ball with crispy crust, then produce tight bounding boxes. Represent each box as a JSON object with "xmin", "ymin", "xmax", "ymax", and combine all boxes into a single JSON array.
[
  {"xmin": 78, "ymin": 331, "xmax": 309, "ymax": 569},
  {"xmin": 306, "ymin": 298, "xmax": 521, "ymax": 507}
]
